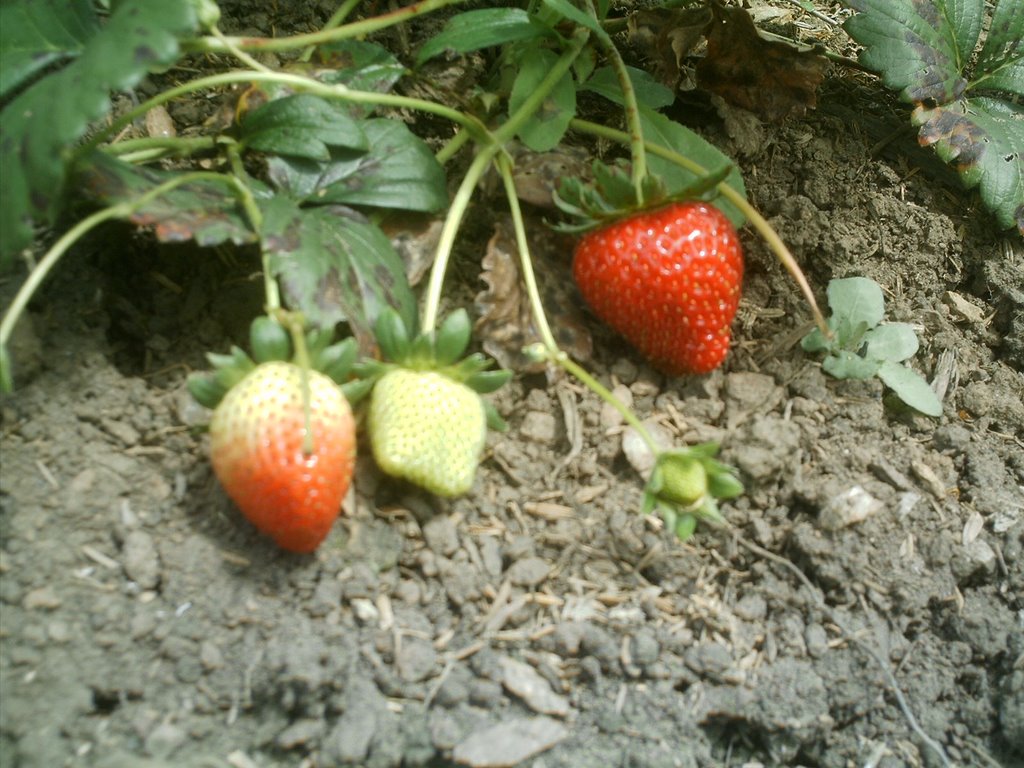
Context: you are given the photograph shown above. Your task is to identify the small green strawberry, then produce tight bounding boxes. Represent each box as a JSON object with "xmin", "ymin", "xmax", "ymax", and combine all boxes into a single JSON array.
[
  {"xmin": 354, "ymin": 308, "xmax": 510, "ymax": 498},
  {"xmin": 189, "ymin": 316, "xmax": 358, "ymax": 553}
]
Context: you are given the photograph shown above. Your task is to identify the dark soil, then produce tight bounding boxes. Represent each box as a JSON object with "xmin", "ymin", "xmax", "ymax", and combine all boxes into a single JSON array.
[{"xmin": 2, "ymin": 2, "xmax": 1022, "ymax": 768}]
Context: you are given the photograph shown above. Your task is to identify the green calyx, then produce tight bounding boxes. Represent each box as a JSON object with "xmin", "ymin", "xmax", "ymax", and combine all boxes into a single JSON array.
[
  {"xmin": 353, "ymin": 307, "xmax": 511, "ymax": 431},
  {"xmin": 187, "ymin": 314, "xmax": 357, "ymax": 410},
  {"xmin": 643, "ymin": 444, "xmax": 744, "ymax": 542},
  {"xmin": 553, "ymin": 159, "xmax": 732, "ymax": 234}
]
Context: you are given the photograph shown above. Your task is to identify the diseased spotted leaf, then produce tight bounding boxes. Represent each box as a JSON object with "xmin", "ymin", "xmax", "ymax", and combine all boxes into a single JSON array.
[
  {"xmin": 260, "ymin": 196, "xmax": 416, "ymax": 351},
  {"xmin": 0, "ymin": 0, "xmax": 197, "ymax": 268},
  {"xmin": 77, "ymin": 151, "xmax": 260, "ymax": 246},
  {"xmin": 267, "ymin": 119, "xmax": 447, "ymax": 212},
  {"xmin": 914, "ymin": 96, "xmax": 1024, "ymax": 233}
]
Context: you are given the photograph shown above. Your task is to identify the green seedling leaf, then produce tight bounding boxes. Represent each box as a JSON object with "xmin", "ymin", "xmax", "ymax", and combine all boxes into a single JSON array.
[
  {"xmin": 509, "ymin": 48, "xmax": 576, "ymax": 152},
  {"xmin": 877, "ymin": 360, "xmax": 944, "ymax": 416},
  {"xmin": 0, "ymin": 0, "xmax": 197, "ymax": 268},
  {"xmin": 915, "ymin": 97, "xmax": 1024, "ymax": 233},
  {"xmin": 77, "ymin": 152, "xmax": 259, "ymax": 247},
  {"xmin": 0, "ymin": 0, "xmax": 99, "ymax": 98},
  {"xmin": 822, "ymin": 350, "xmax": 882, "ymax": 380},
  {"xmin": 639, "ymin": 107, "xmax": 747, "ymax": 227},
  {"xmin": 416, "ymin": 8, "xmax": 552, "ymax": 65},
  {"xmin": 260, "ymin": 197, "xmax": 416, "ymax": 350},
  {"xmin": 827, "ymin": 276, "xmax": 885, "ymax": 330},
  {"xmin": 582, "ymin": 65, "xmax": 676, "ymax": 110},
  {"xmin": 311, "ymin": 40, "xmax": 405, "ymax": 103},
  {"xmin": 864, "ymin": 323, "xmax": 920, "ymax": 362},
  {"xmin": 238, "ymin": 93, "xmax": 367, "ymax": 161},
  {"xmin": 268, "ymin": 119, "xmax": 447, "ymax": 213}
]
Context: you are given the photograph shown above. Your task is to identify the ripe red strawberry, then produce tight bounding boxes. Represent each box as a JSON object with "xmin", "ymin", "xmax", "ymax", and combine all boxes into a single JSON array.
[
  {"xmin": 572, "ymin": 202, "xmax": 743, "ymax": 376},
  {"xmin": 208, "ymin": 362, "xmax": 355, "ymax": 553}
]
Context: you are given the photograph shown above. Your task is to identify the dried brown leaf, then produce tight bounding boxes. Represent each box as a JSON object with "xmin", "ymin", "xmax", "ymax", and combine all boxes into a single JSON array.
[
  {"xmin": 474, "ymin": 219, "xmax": 591, "ymax": 372},
  {"xmin": 628, "ymin": 7, "xmax": 713, "ymax": 89},
  {"xmin": 697, "ymin": 3, "xmax": 827, "ymax": 123}
]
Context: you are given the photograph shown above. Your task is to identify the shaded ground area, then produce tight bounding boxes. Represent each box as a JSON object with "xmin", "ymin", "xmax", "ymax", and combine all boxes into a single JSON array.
[{"xmin": 1, "ymin": 2, "xmax": 1022, "ymax": 767}]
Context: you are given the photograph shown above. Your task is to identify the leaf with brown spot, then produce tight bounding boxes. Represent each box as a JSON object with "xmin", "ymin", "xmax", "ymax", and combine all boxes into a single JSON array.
[
  {"xmin": 474, "ymin": 218, "xmax": 591, "ymax": 372},
  {"xmin": 914, "ymin": 97, "xmax": 1024, "ymax": 234},
  {"xmin": 259, "ymin": 196, "xmax": 417, "ymax": 352},
  {"xmin": 696, "ymin": 2, "xmax": 827, "ymax": 123}
]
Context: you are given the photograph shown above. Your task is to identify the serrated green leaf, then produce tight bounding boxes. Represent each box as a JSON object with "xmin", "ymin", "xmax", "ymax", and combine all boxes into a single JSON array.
[
  {"xmin": 416, "ymin": 8, "xmax": 552, "ymax": 65},
  {"xmin": 268, "ymin": 119, "xmax": 447, "ymax": 212},
  {"xmin": 311, "ymin": 39, "xmax": 405, "ymax": 106},
  {"xmin": 639, "ymin": 107, "xmax": 747, "ymax": 227},
  {"xmin": 0, "ymin": 0, "xmax": 100, "ymax": 99},
  {"xmin": 509, "ymin": 48, "xmax": 576, "ymax": 152},
  {"xmin": 915, "ymin": 96, "xmax": 1024, "ymax": 233},
  {"xmin": 843, "ymin": 0, "xmax": 981, "ymax": 103},
  {"xmin": 977, "ymin": 0, "xmax": 1023, "ymax": 72},
  {"xmin": 76, "ymin": 151, "xmax": 260, "ymax": 247},
  {"xmin": 582, "ymin": 65, "xmax": 675, "ymax": 110},
  {"xmin": 864, "ymin": 323, "xmax": 920, "ymax": 362},
  {"xmin": 827, "ymin": 277, "xmax": 885, "ymax": 330},
  {"xmin": 877, "ymin": 360, "xmax": 944, "ymax": 416},
  {"xmin": 823, "ymin": 350, "xmax": 883, "ymax": 380},
  {"xmin": 260, "ymin": 197, "xmax": 416, "ymax": 348},
  {"xmin": 239, "ymin": 93, "xmax": 367, "ymax": 161},
  {"xmin": 0, "ymin": 0, "xmax": 197, "ymax": 268}
]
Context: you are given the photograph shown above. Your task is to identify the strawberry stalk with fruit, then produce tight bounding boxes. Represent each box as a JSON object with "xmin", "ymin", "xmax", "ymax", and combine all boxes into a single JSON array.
[{"xmin": 0, "ymin": 0, "xmax": 833, "ymax": 547}]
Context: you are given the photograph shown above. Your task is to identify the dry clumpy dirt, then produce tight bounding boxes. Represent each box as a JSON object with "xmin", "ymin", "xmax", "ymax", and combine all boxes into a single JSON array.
[{"xmin": 1, "ymin": 2, "xmax": 1023, "ymax": 768}]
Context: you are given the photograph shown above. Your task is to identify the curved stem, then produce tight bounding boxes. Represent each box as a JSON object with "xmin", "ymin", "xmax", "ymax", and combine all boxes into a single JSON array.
[
  {"xmin": 420, "ymin": 148, "xmax": 494, "ymax": 332},
  {"xmin": 183, "ymin": 0, "xmax": 468, "ymax": 55},
  {"xmin": 211, "ymin": 25, "xmax": 274, "ymax": 72},
  {"xmin": 494, "ymin": 153, "xmax": 559, "ymax": 352},
  {"xmin": 570, "ymin": 117, "xmax": 828, "ymax": 335},
  {"xmin": 104, "ymin": 135, "xmax": 223, "ymax": 160},
  {"xmin": 584, "ymin": 0, "xmax": 647, "ymax": 203},
  {"xmin": 84, "ymin": 70, "xmax": 491, "ymax": 154}
]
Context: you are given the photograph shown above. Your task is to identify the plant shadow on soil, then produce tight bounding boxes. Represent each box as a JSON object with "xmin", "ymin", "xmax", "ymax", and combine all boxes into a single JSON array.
[{"xmin": 2, "ymin": 4, "xmax": 1023, "ymax": 768}]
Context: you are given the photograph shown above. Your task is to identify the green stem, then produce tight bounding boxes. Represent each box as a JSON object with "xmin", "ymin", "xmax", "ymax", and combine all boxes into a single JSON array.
[
  {"xmin": 83, "ymin": 70, "xmax": 491, "ymax": 154},
  {"xmin": 570, "ymin": 117, "xmax": 829, "ymax": 336},
  {"xmin": 211, "ymin": 25, "xmax": 274, "ymax": 72},
  {"xmin": 0, "ymin": 171, "xmax": 257, "ymax": 356},
  {"xmin": 584, "ymin": 0, "xmax": 647, "ymax": 203},
  {"xmin": 183, "ymin": 0, "xmax": 468, "ymax": 55},
  {"xmin": 494, "ymin": 153, "xmax": 559, "ymax": 352},
  {"xmin": 300, "ymin": 0, "xmax": 363, "ymax": 62},
  {"xmin": 420, "ymin": 148, "xmax": 493, "ymax": 332},
  {"xmin": 420, "ymin": 27, "xmax": 590, "ymax": 332}
]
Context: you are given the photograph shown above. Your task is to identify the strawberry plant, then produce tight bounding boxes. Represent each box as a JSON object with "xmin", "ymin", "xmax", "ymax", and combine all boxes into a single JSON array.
[
  {"xmin": 0, "ymin": 0, "xmax": 846, "ymax": 544},
  {"xmin": 841, "ymin": 0, "xmax": 1023, "ymax": 234},
  {"xmin": 801, "ymin": 277, "xmax": 944, "ymax": 417}
]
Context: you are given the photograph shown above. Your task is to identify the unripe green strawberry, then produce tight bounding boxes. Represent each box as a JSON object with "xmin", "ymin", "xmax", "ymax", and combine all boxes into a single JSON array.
[
  {"xmin": 573, "ymin": 201, "xmax": 743, "ymax": 375},
  {"xmin": 209, "ymin": 361, "xmax": 355, "ymax": 553},
  {"xmin": 368, "ymin": 368, "xmax": 486, "ymax": 497}
]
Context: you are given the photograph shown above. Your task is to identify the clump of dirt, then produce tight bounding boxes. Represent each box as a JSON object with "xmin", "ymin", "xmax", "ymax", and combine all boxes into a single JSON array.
[{"xmin": 2, "ymin": 2, "xmax": 1022, "ymax": 768}]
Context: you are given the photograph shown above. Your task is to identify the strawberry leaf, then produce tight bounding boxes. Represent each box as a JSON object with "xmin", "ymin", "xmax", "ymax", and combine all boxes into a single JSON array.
[
  {"xmin": 0, "ymin": 0, "xmax": 99, "ymax": 98},
  {"xmin": 0, "ymin": 0, "xmax": 198, "ymax": 268},
  {"xmin": 581, "ymin": 65, "xmax": 676, "ymax": 110},
  {"xmin": 842, "ymin": 0, "xmax": 1023, "ymax": 232},
  {"xmin": 312, "ymin": 40, "xmax": 405, "ymax": 98},
  {"xmin": 914, "ymin": 97, "xmax": 1024, "ymax": 233},
  {"xmin": 238, "ymin": 93, "xmax": 368, "ymax": 161},
  {"xmin": 509, "ymin": 48, "xmax": 577, "ymax": 152},
  {"xmin": 416, "ymin": 8, "xmax": 552, "ymax": 66},
  {"xmin": 267, "ymin": 119, "xmax": 447, "ymax": 212},
  {"xmin": 76, "ymin": 152, "xmax": 260, "ymax": 247},
  {"xmin": 260, "ymin": 197, "xmax": 416, "ymax": 350},
  {"xmin": 639, "ymin": 108, "xmax": 747, "ymax": 226}
]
